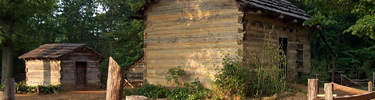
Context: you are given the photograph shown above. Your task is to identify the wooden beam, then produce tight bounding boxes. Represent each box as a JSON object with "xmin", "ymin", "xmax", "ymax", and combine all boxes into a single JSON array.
[
  {"xmin": 317, "ymin": 94, "xmax": 337, "ymax": 97},
  {"xmin": 335, "ymin": 92, "xmax": 375, "ymax": 100},
  {"xmin": 332, "ymin": 83, "xmax": 368, "ymax": 95}
]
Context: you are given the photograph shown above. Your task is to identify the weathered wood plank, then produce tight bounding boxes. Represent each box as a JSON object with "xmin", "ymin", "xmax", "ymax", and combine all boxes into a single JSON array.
[
  {"xmin": 145, "ymin": 21, "xmax": 239, "ymax": 33},
  {"xmin": 146, "ymin": 26, "xmax": 237, "ymax": 36},
  {"xmin": 146, "ymin": 12, "xmax": 239, "ymax": 27}
]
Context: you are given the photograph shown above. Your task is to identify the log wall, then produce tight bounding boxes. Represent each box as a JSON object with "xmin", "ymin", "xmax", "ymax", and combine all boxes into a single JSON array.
[
  {"xmin": 60, "ymin": 51, "xmax": 101, "ymax": 89},
  {"xmin": 143, "ymin": 0, "xmax": 243, "ymax": 88},
  {"xmin": 243, "ymin": 13, "xmax": 311, "ymax": 79},
  {"xmin": 126, "ymin": 58, "xmax": 145, "ymax": 82},
  {"xmin": 25, "ymin": 59, "xmax": 61, "ymax": 86}
]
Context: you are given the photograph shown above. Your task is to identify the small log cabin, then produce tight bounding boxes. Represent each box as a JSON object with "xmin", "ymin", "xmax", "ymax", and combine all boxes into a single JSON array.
[
  {"xmin": 125, "ymin": 57, "xmax": 145, "ymax": 86},
  {"xmin": 18, "ymin": 44, "xmax": 104, "ymax": 90},
  {"xmin": 133, "ymin": 0, "xmax": 312, "ymax": 88}
]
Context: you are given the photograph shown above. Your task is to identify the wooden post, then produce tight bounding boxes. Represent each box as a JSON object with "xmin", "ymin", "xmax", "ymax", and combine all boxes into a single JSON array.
[
  {"xmin": 340, "ymin": 74, "xmax": 343, "ymax": 85},
  {"xmin": 331, "ymin": 55, "xmax": 336, "ymax": 82},
  {"xmin": 4, "ymin": 78, "xmax": 15, "ymax": 100},
  {"xmin": 324, "ymin": 83, "xmax": 333, "ymax": 100},
  {"xmin": 308, "ymin": 79, "xmax": 319, "ymax": 100},
  {"xmin": 373, "ymin": 72, "xmax": 375, "ymax": 87},
  {"xmin": 369, "ymin": 81, "xmax": 373, "ymax": 92},
  {"xmin": 36, "ymin": 86, "xmax": 39, "ymax": 94},
  {"xmin": 106, "ymin": 57, "xmax": 124, "ymax": 100}
]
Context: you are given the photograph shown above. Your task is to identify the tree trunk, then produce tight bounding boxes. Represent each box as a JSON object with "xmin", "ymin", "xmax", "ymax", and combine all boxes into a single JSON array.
[
  {"xmin": 1, "ymin": 18, "xmax": 14, "ymax": 85},
  {"xmin": 1, "ymin": 17, "xmax": 15, "ymax": 100}
]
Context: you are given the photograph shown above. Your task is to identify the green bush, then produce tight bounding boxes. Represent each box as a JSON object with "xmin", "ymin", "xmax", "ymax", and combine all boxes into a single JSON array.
[
  {"xmin": 134, "ymin": 84, "xmax": 169, "ymax": 98},
  {"xmin": 166, "ymin": 79, "xmax": 210, "ymax": 100},
  {"xmin": 123, "ymin": 89, "xmax": 133, "ymax": 96},
  {"xmin": 212, "ymin": 57, "xmax": 250, "ymax": 99},
  {"xmin": 15, "ymin": 81, "xmax": 61, "ymax": 94},
  {"xmin": 213, "ymin": 26, "xmax": 287, "ymax": 99},
  {"xmin": 165, "ymin": 66, "xmax": 210, "ymax": 100}
]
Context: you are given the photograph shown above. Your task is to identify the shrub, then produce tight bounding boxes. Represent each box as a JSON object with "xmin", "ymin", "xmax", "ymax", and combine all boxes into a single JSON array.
[
  {"xmin": 123, "ymin": 88, "xmax": 133, "ymax": 96},
  {"xmin": 15, "ymin": 81, "xmax": 61, "ymax": 94},
  {"xmin": 166, "ymin": 79, "xmax": 210, "ymax": 100},
  {"xmin": 165, "ymin": 66, "xmax": 210, "ymax": 100},
  {"xmin": 134, "ymin": 84, "xmax": 169, "ymax": 98},
  {"xmin": 213, "ymin": 25, "xmax": 287, "ymax": 99},
  {"xmin": 212, "ymin": 57, "xmax": 250, "ymax": 99}
]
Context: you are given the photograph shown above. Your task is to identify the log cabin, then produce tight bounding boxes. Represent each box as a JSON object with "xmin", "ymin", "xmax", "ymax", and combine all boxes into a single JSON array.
[
  {"xmin": 19, "ymin": 44, "xmax": 104, "ymax": 90},
  {"xmin": 125, "ymin": 56, "xmax": 145, "ymax": 86},
  {"xmin": 132, "ymin": 0, "xmax": 312, "ymax": 88}
]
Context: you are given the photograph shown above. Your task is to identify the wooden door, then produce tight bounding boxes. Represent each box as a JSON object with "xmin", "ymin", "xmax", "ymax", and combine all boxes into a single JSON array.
[{"xmin": 75, "ymin": 62, "xmax": 87, "ymax": 88}]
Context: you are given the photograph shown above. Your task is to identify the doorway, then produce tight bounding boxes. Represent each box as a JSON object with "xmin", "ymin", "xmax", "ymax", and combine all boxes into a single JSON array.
[
  {"xmin": 75, "ymin": 62, "xmax": 87, "ymax": 88},
  {"xmin": 279, "ymin": 38, "xmax": 288, "ymax": 78}
]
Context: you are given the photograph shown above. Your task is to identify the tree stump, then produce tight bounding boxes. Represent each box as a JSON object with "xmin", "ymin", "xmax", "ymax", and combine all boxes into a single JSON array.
[{"xmin": 105, "ymin": 57, "xmax": 124, "ymax": 100}]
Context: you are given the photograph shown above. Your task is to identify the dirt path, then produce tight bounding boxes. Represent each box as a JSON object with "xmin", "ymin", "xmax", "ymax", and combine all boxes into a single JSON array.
[{"xmin": 16, "ymin": 91, "xmax": 107, "ymax": 100}]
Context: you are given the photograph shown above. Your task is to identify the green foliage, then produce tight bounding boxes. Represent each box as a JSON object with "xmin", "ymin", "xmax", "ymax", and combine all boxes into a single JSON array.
[
  {"xmin": 212, "ymin": 57, "xmax": 249, "ymax": 99},
  {"xmin": 164, "ymin": 67, "xmax": 210, "ymax": 100},
  {"xmin": 165, "ymin": 66, "xmax": 186, "ymax": 85},
  {"xmin": 0, "ymin": 0, "xmax": 145, "ymax": 83},
  {"xmin": 291, "ymin": 0, "xmax": 375, "ymax": 80},
  {"xmin": 213, "ymin": 27, "xmax": 286, "ymax": 99},
  {"xmin": 134, "ymin": 84, "xmax": 169, "ymax": 98},
  {"xmin": 166, "ymin": 79, "xmax": 210, "ymax": 100},
  {"xmin": 15, "ymin": 81, "xmax": 61, "ymax": 94},
  {"xmin": 123, "ymin": 89, "xmax": 133, "ymax": 96},
  {"xmin": 294, "ymin": 0, "xmax": 375, "ymax": 39}
]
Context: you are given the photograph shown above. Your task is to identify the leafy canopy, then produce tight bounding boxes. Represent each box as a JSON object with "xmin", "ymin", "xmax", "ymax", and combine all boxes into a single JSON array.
[{"xmin": 297, "ymin": 0, "xmax": 375, "ymax": 39}]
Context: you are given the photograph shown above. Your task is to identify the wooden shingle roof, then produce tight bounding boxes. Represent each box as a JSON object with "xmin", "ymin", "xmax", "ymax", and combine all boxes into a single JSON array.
[
  {"xmin": 18, "ymin": 43, "xmax": 104, "ymax": 60},
  {"xmin": 241, "ymin": 0, "xmax": 311, "ymax": 20}
]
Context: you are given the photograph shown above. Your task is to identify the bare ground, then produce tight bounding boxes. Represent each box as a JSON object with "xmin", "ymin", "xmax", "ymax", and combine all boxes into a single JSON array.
[
  {"xmin": 15, "ymin": 84, "xmax": 354, "ymax": 100},
  {"xmin": 15, "ymin": 90, "xmax": 107, "ymax": 100}
]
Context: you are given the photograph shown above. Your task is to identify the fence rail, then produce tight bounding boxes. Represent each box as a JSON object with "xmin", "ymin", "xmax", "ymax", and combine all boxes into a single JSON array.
[{"xmin": 308, "ymin": 79, "xmax": 375, "ymax": 100}]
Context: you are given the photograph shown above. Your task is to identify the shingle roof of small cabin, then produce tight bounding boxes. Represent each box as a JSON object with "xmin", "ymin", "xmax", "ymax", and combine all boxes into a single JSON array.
[
  {"xmin": 134, "ymin": 0, "xmax": 310, "ymax": 20},
  {"xmin": 19, "ymin": 43, "xmax": 104, "ymax": 60},
  {"xmin": 241, "ymin": 0, "xmax": 310, "ymax": 20}
]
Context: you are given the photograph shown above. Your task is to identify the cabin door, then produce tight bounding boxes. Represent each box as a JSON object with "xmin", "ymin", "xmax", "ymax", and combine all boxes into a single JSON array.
[
  {"xmin": 279, "ymin": 38, "xmax": 288, "ymax": 77},
  {"xmin": 75, "ymin": 62, "xmax": 87, "ymax": 88}
]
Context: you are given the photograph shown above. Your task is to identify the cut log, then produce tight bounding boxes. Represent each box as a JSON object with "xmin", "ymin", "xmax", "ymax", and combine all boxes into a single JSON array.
[
  {"xmin": 105, "ymin": 57, "xmax": 124, "ymax": 100},
  {"xmin": 332, "ymin": 83, "xmax": 368, "ymax": 95}
]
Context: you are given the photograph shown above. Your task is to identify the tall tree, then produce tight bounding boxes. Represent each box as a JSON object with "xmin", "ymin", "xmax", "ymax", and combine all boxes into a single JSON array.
[{"xmin": 0, "ymin": 0, "xmax": 56, "ymax": 84}]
